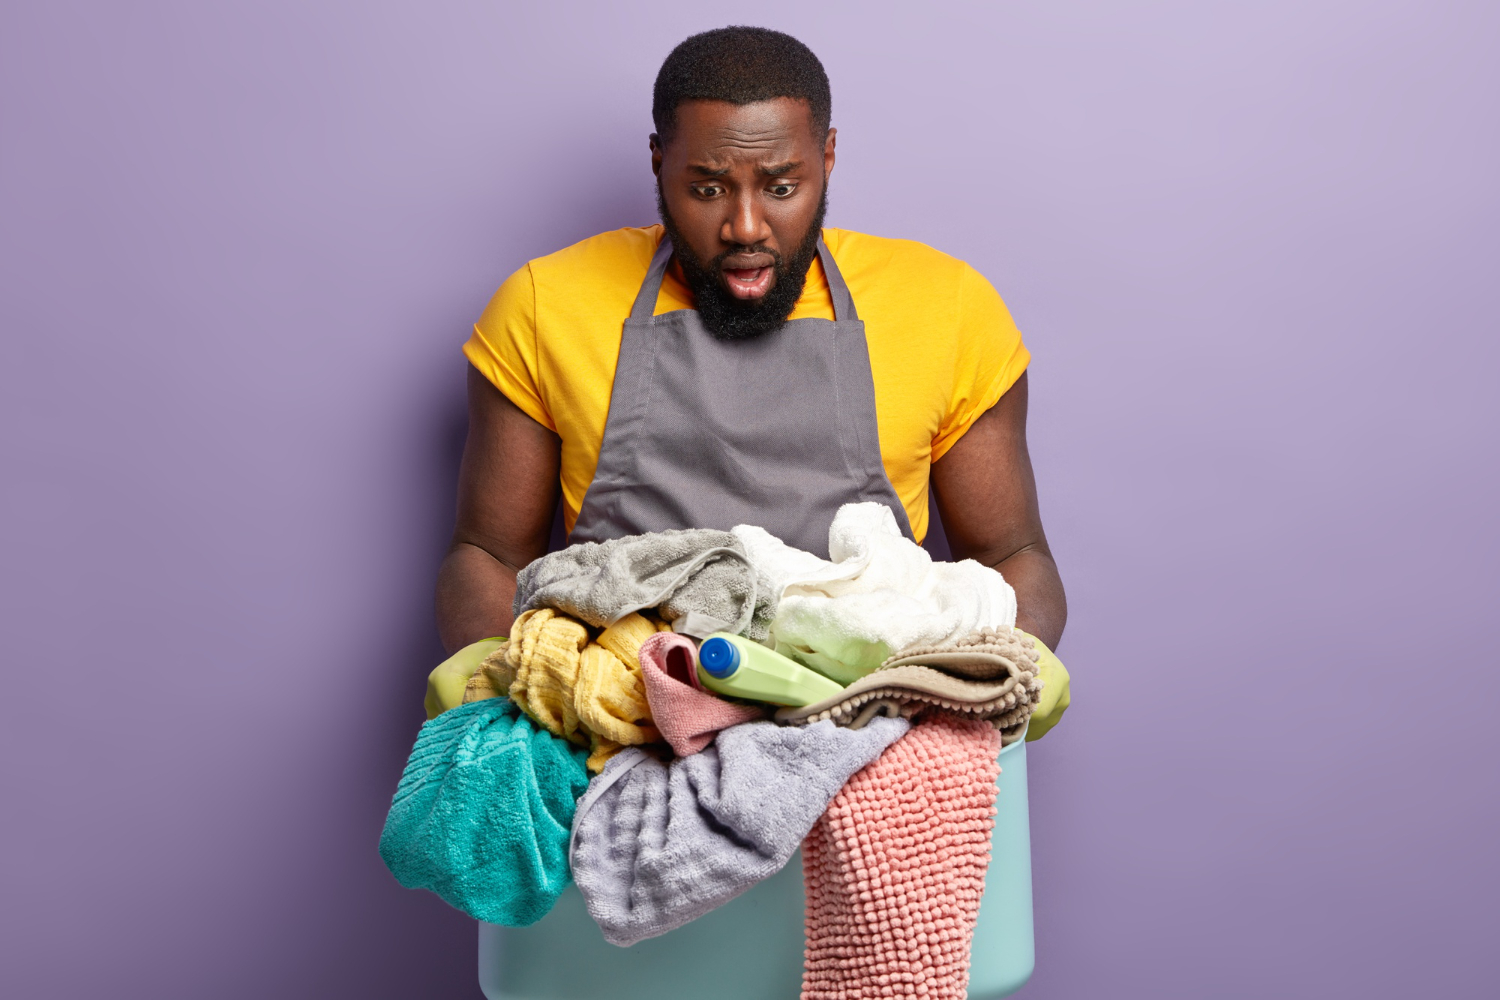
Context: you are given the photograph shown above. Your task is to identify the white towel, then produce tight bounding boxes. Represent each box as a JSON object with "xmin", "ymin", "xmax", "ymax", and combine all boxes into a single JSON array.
[{"xmin": 732, "ymin": 502, "xmax": 1017, "ymax": 684}]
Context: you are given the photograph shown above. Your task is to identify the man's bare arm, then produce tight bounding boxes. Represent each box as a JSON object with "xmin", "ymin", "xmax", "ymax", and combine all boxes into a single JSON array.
[
  {"xmin": 435, "ymin": 365, "xmax": 561, "ymax": 653},
  {"xmin": 930, "ymin": 372, "xmax": 1067, "ymax": 649}
]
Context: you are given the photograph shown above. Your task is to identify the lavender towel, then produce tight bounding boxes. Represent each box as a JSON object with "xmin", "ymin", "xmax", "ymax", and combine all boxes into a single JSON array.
[{"xmin": 568, "ymin": 717, "xmax": 909, "ymax": 946}]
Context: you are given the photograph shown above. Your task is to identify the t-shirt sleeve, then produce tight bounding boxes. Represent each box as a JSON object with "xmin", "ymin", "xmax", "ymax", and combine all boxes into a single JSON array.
[
  {"xmin": 462, "ymin": 263, "xmax": 555, "ymax": 432},
  {"xmin": 930, "ymin": 263, "xmax": 1031, "ymax": 462}
]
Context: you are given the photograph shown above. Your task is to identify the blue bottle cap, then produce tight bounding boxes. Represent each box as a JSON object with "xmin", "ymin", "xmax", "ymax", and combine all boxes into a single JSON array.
[{"xmin": 698, "ymin": 637, "xmax": 740, "ymax": 678}]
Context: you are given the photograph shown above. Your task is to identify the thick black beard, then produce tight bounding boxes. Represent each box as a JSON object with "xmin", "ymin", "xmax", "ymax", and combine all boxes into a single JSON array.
[{"xmin": 657, "ymin": 184, "xmax": 828, "ymax": 341}]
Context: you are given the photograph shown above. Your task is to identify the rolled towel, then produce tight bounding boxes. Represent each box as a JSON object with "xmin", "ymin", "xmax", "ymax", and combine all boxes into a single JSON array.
[{"xmin": 638, "ymin": 632, "xmax": 766, "ymax": 756}]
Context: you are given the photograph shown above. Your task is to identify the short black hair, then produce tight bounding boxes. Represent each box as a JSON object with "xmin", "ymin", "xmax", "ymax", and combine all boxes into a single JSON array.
[{"xmin": 652, "ymin": 26, "xmax": 831, "ymax": 145}]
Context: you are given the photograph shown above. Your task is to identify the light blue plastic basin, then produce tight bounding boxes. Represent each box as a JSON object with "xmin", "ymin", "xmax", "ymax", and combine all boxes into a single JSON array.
[{"xmin": 479, "ymin": 736, "xmax": 1034, "ymax": 999}]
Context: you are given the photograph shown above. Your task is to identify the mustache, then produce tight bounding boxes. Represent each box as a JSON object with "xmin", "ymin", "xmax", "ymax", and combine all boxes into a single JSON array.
[{"xmin": 714, "ymin": 245, "xmax": 783, "ymax": 270}]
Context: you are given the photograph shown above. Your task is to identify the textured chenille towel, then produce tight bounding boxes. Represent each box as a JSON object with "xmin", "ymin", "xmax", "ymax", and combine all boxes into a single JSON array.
[
  {"xmin": 732, "ymin": 503, "xmax": 1017, "ymax": 683},
  {"xmin": 569, "ymin": 717, "xmax": 909, "ymax": 946},
  {"xmin": 637, "ymin": 631, "xmax": 766, "ymax": 756},
  {"xmin": 379, "ymin": 698, "xmax": 591, "ymax": 926},
  {"xmin": 513, "ymin": 528, "xmax": 775, "ymax": 640},
  {"xmin": 775, "ymin": 627, "xmax": 1043, "ymax": 745},
  {"xmin": 802, "ymin": 713, "xmax": 1003, "ymax": 999},
  {"xmin": 882, "ymin": 627, "xmax": 1044, "ymax": 680},
  {"xmin": 474, "ymin": 608, "xmax": 668, "ymax": 772}
]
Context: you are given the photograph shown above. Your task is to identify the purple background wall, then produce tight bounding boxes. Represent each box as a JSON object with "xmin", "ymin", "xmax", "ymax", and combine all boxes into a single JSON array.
[{"xmin": 3, "ymin": 2, "xmax": 1496, "ymax": 997}]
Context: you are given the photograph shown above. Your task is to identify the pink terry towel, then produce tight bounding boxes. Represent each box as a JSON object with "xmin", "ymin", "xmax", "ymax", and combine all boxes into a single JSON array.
[
  {"xmin": 801, "ymin": 713, "xmax": 1002, "ymax": 999},
  {"xmin": 638, "ymin": 632, "xmax": 765, "ymax": 756}
]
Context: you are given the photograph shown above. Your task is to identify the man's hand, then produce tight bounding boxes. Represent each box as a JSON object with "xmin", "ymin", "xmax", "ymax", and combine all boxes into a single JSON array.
[
  {"xmin": 435, "ymin": 366, "xmax": 561, "ymax": 653},
  {"xmin": 930, "ymin": 372, "xmax": 1067, "ymax": 649}
]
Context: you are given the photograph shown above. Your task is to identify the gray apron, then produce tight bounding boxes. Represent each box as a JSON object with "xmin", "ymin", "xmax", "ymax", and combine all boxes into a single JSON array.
[{"xmin": 570, "ymin": 235, "xmax": 912, "ymax": 558}]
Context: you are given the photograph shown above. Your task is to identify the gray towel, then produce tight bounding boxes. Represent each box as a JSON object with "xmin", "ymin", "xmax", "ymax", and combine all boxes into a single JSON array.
[
  {"xmin": 513, "ymin": 529, "xmax": 775, "ymax": 641},
  {"xmin": 568, "ymin": 717, "xmax": 909, "ymax": 946}
]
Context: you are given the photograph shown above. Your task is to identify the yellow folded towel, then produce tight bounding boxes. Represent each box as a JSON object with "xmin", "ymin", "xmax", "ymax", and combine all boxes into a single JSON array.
[
  {"xmin": 466, "ymin": 608, "xmax": 670, "ymax": 772},
  {"xmin": 576, "ymin": 615, "xmax": 668, "ymax": 769},
  {"xmin": 505, "ymin": 608, "xmax": 590, "ymax": 747},
  {"xmin": 596, "ymin": 611, "xmax": 670, "ymax": 663},
  {"xmin": 463, "ymin": 662, "xmax": 505, "ymax": 705}
]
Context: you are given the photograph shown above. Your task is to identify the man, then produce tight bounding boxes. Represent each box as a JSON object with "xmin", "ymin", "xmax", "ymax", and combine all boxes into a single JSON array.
[{"xmin": 436, "ymin": 26, "xmax": 1065, "ymax": 659}]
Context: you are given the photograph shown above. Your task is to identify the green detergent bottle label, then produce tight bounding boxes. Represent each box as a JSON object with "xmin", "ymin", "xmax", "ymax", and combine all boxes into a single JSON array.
[{"xmin": 696, "ymin": 633, "xmax": 846, "ymax": 707}]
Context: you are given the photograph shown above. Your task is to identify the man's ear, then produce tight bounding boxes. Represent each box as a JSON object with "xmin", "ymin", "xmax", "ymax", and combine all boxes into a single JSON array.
[
  {"xmin": 823, "ymin": 127, "xmax": 837, "ymax": 182},
  {"xmin": 650, "ymin": 133, "xmax": 662, "ymax": 178}
]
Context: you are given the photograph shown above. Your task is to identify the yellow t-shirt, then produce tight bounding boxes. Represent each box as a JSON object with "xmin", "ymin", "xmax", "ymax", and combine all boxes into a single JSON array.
[{"xmin": 464, "ymin": 225, "xmax": 1029, "ymax": 542}]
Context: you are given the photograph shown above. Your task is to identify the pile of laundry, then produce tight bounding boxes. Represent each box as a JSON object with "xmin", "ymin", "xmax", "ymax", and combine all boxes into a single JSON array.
[{"xmin": 381, "ymin": 502, "xmax": 1069, "ymax": 997}]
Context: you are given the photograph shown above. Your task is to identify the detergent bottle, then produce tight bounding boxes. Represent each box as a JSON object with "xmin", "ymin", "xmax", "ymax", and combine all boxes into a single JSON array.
[{"xmin": 696, "ymin": 632, "xmax": 845, "ymax": 707}]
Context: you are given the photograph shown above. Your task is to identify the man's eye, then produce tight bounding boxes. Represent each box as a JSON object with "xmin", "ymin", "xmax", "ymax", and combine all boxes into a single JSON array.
[
  {"xmin": 694, "ymin": 185, "xmax": 724, "ymax": 198},
  {"xmin": 769, "ymin": 183, "xmax": 796, "ymax": 197}
]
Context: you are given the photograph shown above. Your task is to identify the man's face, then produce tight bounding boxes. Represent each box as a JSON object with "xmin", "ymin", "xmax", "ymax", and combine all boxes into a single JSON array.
[{"xmin": 652, "ymin": 97, "xmax": 836, "ymax": 339}]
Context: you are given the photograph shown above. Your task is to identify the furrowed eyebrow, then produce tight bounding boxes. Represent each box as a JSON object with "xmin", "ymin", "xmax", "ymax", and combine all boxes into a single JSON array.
[
  {"xmin": 760, "ymin": 161, "xmax": 802, "ymax": 177},
  {"xmin": 688, "ymin": 163, "xmax": 731, "ymax": 177}
]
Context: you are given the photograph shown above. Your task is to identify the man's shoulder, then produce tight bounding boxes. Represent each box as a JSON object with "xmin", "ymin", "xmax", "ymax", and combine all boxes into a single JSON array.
[
  {"xmin": 824, "ymin": 230, "xmax": 992, "ymax": 318},
  {"xmin": 824, "ymin": 228, "xmax": 974, "ymax": 279},
  {"xmin": 526, "ymin": 225, "xmax": 663, "ymax": 293}
]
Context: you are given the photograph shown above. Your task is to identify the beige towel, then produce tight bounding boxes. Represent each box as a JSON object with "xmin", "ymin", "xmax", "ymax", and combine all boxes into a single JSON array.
[
  {"xmin": 775, "ymin": 628, "xmax": 1042, "ymax": 745},
  {"xmin": 882, "ymin": 626, "xmax": 1040, "ymax": 679}
]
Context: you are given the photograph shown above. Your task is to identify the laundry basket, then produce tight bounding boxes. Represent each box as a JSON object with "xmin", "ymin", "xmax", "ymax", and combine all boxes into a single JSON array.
[{"xmin": 478, "ymin": 735, "xmax": 1034, "ymax": 999}]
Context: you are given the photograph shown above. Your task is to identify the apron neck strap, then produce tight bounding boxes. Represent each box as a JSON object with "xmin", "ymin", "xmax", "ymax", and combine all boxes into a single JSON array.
[
  {"xmin": 816, "ymin": 237, "xmax": 858, "ymax": 323},
  {"xmin": 628, "ymin": 237, "xmax": 676, "ymax": 320},
  {"xmin": 630, "ymin": 233, "xmax": 859, "ymax": 323}
]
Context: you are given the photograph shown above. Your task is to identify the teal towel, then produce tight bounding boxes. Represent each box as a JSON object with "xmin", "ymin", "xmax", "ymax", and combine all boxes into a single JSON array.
[{"xmin": 380, "ymin": 698, "xmax": 591, "ymax": 925}]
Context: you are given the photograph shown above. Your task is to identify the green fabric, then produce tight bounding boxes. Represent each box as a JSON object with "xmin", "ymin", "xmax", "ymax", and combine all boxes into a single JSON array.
[
  {"xmin": 425, "ymin": 637, "xmax": 506, "ymax": 720},
  {"xmin": 1020, "ymin": 631, "xmax": 1071, "ymax": 741},
  {"xmin": 380, "ymin": 697, "xmax": 591, "ymax": 925}
]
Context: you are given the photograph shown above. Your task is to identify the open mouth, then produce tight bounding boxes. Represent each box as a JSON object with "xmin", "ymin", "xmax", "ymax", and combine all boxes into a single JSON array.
[{"xmin": 720, "ymin": 254, "xmax": 777, "ymax": 301}]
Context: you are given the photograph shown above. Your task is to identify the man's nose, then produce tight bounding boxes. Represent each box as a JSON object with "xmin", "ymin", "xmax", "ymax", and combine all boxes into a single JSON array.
[{"xmin": 721, "ymin": 190, "xmax": 772, "ymax": 248}]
